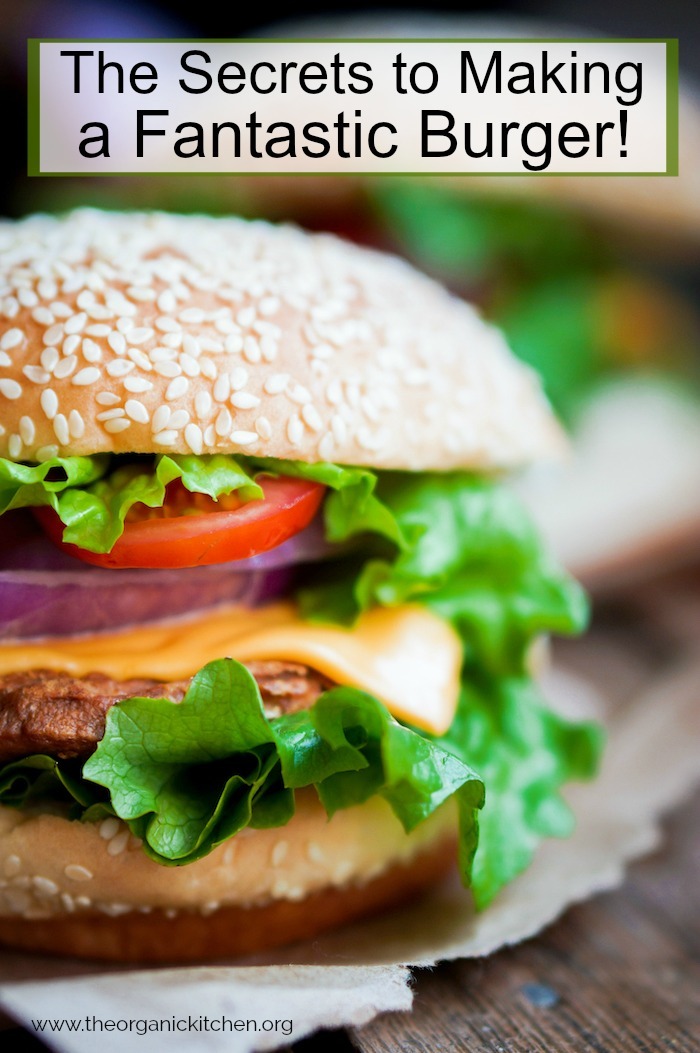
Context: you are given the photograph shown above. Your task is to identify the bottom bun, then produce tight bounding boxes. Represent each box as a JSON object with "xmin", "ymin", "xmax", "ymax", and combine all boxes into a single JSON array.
[
  {"xmin": 0, "ymin": 794, "xmax": 457, "ymax": 962},
  {"xmin": 0, "ymin": 836, "xmax": 455, "ymax": 963}
]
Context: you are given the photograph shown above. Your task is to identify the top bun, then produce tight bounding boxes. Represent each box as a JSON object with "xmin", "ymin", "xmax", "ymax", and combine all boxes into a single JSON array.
[{"xmin": 0, "ymin": 209, "xmax": 562, "ymax": 471}]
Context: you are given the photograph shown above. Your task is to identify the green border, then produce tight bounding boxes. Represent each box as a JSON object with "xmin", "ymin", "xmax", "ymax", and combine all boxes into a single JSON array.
[{"xmin": 27, "ymin": 38, "xmax": 679, "ymax": 178}]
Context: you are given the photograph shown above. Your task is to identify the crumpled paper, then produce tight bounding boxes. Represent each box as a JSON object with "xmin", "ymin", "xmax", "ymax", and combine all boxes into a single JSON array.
[{"xmin": 0, "ymin": 644, "xmax": 698, "ymax": 1051}]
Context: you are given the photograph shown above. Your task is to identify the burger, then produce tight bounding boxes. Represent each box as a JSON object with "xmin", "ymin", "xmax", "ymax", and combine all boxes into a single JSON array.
[{"xmin": 0, "ymin": 209, "xmax": 601, "ymax": 962}]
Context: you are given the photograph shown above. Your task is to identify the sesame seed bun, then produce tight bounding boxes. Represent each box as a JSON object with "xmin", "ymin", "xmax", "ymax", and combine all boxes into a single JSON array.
[
  {"xmin": 0, "ymin": 209, "xmax": 563, "ymax": 471},
  {"xmin": 0, "ymin": 794, "xmax": 456, "ymax": 962}
]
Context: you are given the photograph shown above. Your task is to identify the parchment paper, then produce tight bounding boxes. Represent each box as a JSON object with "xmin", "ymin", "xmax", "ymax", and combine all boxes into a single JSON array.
[{"xmin": 0, "ymin": 637, "xmax": 698, "ymax": 1051}]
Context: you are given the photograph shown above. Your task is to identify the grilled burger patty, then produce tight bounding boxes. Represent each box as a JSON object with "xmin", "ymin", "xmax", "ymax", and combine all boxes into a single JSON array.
[{"xmin": 0, "ymin": 662, "xmax": 334, "ymax": 763}]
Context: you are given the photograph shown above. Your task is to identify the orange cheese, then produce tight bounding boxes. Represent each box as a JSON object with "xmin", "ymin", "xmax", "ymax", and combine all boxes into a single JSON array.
[{"xmin": 0, "ymin": 603, "xmax": 462, "ymax": 735}]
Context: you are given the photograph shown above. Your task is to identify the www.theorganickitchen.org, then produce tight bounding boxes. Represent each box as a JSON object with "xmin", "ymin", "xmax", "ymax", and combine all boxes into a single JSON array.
[{"xmin": 31, "ymin": 1015, "xmax": 294, "ymax": 1037}]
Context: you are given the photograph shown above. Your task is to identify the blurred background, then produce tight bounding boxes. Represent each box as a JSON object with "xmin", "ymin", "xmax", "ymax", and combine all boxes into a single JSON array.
[{"xmin": 1, "ymin": 0, "xmax": 700, "ymax": 592}]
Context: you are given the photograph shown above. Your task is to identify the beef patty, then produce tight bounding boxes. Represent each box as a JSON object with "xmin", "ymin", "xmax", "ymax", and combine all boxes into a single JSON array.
[{"xmin": 0, "ymin": 662, "xmax": 334, "ymax": 763}]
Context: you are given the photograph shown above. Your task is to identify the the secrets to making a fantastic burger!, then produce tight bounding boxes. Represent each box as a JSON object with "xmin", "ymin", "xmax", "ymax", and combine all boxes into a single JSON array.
[{"xmin": 0, "ymin": 209, "xmax": 602, "ymax": 962}]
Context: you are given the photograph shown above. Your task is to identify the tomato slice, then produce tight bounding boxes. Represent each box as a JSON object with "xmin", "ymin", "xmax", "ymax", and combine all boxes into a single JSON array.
[{"xmin": 34, "ymin": 477, "xmax": 325, "ymax": 569}]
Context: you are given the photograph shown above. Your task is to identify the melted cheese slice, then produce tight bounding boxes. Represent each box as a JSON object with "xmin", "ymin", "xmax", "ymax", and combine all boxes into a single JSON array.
[{"xmin": 0, "ymin": 603, "xmax": 462, "ymax": 735}]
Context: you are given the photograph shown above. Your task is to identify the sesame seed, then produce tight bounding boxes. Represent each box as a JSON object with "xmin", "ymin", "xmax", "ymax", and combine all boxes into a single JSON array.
[
  {"xmin": 213, "ymin": 374, "xmax": 230, "ymax": 402},
  {"xmin": 157, "ymin": 290, "xmax": 177, "ymax": 313},
  {"xmin": 243, "ymin": 336, "xmax": 262, "ymax": 363},
  {"xmin": 287, "ymin": 414, "xmax": 303, "ymax": 446},
  {"xmin": 124, "ymin": 375, "xmax": 153, "ymax": 393},
  {"xmin": 106, "ymin": 359, "xmax": 134, "ymax": 377},
  {"xmin": 37, "ymin": 390, "xmax": 56, "ymax": 422},
  {"xmin": 81, "ymin": 338, "xmax": 102, "ymax": 362},
  {"xmin": 289, "ymin": 384, "xmax": 311, "ymax": 405},
  {"xmin": 230, "ymin": 366, "xmax": 248, "ymax": 390},
  {"xmin": 128, "ymin": 326, "xmax": 154, "ymax": 345},
  {"xmin": 32, "ymin": 306, "xmax": 54, "ymax": 327},
  {"xmin": 155, "ymin": 315, "xmax": 180, "ymax": 333},
  {"xmin": 127, "ymin": 285, "xmax": 156, "ymax": 301},
  {"xmin": 69, "ymin": 410, "xmax": 85, "ymax": 438},
  {"xmin": 168, "ymin": 409, "xmax": 189, "ymax": 430},
  {"xmin": 166, "ymin": 376, "xmax": 189, "ymax": 401},
  {"xmin": 128, "ymin": 347, "xmax": 152, "ymax": 371},
  {"xmin": 85, "ymin": 323, "xmax": 111, "ymax": 337},
  {"xmin": 32, "ymin": 876, "xmax": 59, "ymax": 897},
  {"xmin": 106, "ymin": 829, "xmax": 130, "ymax": 856},
  {"xmin": 125, "ymin": 399, "xmax": 149, "ymax": 424},
  {"xmin": 152, "ymin": 405, "xmax": 171, "ymax": 432},
  {"xmin": 108, "ymin": 332, "xmax": 127, "ymax": 355},
  {"xmin": 214, "ymin": 317, "xmax": 237, "ymax": 336},
  {"xmin": 271, "ymin": 841, "xmax": 289, "ymax": 866},
  {"xmin": 42, "ymin": 323, "xmax": 64, "ymax": 346},
  {"xmin": 64, "ymin": 864, "xmax": 93, "ymax": 883},
  {"xmin": 231, "ymin": 430, "xmax": 257, "ymax": 445},
  {"xmin": 203, "ymin": 424, "xmax": 215, "ymax": 446},
  {"xmin": 260, "ymin": 336, "xmax": 278, "ymax": 362},
  {"xmin": 2, "ymin": 297, "xmax": 19, "ymax": 319},
  {"xmin": 64, "ymin": 311, "xmax": 87, "ymax": 334},
  {"xmin": 96, "ymin": 391, "xmax": 120, "ymax": 406},
  {"xmin": 225, "ymin": 333, "xmax": 243, "ymax": 354},
  {"xmin": 62, "ymin": 334, "xmax": 81, "ymax": 357},
  {"xmin": 0, "ymin": 378, "xmax": 22, "ymax": 399},
  {"xmin": 74, "ymin": 895, "xmax": 92, "ymax": 909},
  {"xmin": 331, "ymin": 414, "xmax": 347, "ymax": 444},
  {"xmin": 215, "ymin": 407, "xmax": 232, "ymax": 436},
  {"xmin": 230, "ymin": 391, "xmax": 260, "ymax": 410},
  {"xmin": 154, "ymin": 360, "xmax": 181, "ymax": 378},
  {"xmin": 97, "ymin": 408, "xmax": 126, "ymax": 421},
  {"xmin": 0, "ymin": 351, "xmax": 11, "ymax": 367},
  {"xmin": 179, "ymin": 307, "xmax": 205, "ymax": 323},
  {"xmin": 182, "ymin": 335, "xmax": 201, "ymax": 357},
  {"xmin": 19, "ymin": 416, "xmax": 36, "ymax": 445},
  {"xmin": 199, "ymin": 357, "xmax": 217, "ymax": 380},
  {"xmin": 22, "ymin": 365, "xmax": 50, "ymax": 385},
  {"xmin": 0, "ymin": 328, "xmax": 23, "ymax": 351},
  {"xmin": 255, "ymin": 416, "xmax": 272, "ymax": 439},
  {"xmin": 185, "ymin": 422, "xmax": 203, "ymax": 454},
  {"xmin": 53, "ymin": 355, "xmax": 77, "ymax": 379},
  {"xmin": 318, "ymin": 434, "xmax": 334, "ymax": 460},
  {"xmin": 237, "ymin": 306, "xmax": 255, "ymax": 327},
  {"xmin": 37, "ymin": 278, "xmax": 58, "ymax": 300},
  {"xmin": 179, "ymin": 353, "xmax": 200, "ymax": 377},
  {"xmin": 99, "ymin": 817, "xmax": 121, "ymax": 840},
  {"xmin": 40, "ymin": 347, "xmax": 59, "ymax": 372},
  {"xmin": 154, "ymin": 429, "xmax": 178, "ymax": 446},
  {"xmin": 302, "ymin": 404, "xmax": 323, "ymax": 431},
  {"xmin": 264, "ymin": 373, "xmax": 288, "ymax": 395},
  {"xmin": 116, "ymin": 316, "xmax": 134, "ymax": 334},
  {"xmin": 72, "ymin": 367, "xmax": 101, "ymax": 386},
  {"xmin": 61, "ymin": 893, "xmax": 76, "ymax": 912},
  {"xmin": 103, "ymin": 417, "xmax": 131, "ymax": 434},
  {"xmin": 18, "ymin": 288, "xmax": 38, "ymax": 308},
  {"xmin": 86, "ymin": 304, "xmax": 113, "ymax": 321},
  {"xmin": 53, "ymin": 414, "xmax": 70, "ymax": 445},
  {"xmin": 8, "ymin": 434, "xmax": 22, "ymax": 459},
  {"xmin": 194, "ymin": 391, "xmax": 212, "ymax": 419},
  {"xmin": 37, "ymin": 444, "xmax": 59, "ymax": 461}
]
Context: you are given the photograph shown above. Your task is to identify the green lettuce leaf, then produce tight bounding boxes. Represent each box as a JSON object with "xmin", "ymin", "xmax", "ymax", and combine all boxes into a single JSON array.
[
  {"xmin": 76, "ymin": 658, "xmax": 485, "ymax": 872},
  {"xmin": 297, "ymin": 471, "xmax": 588, "ymax": 676},
  {"xmin": 0, "ymin": 453, "xmax": 263, "ymax": 553},
  {"xmin": 437, "ymin": 670, "xmax": 603, "ymax": 907}
]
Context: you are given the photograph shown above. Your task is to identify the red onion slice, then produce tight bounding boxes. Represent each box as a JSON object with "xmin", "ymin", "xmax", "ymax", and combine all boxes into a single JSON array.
[{"xmin": 0, "ymin": 512, "xmax": 340, "ymax": 641}]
